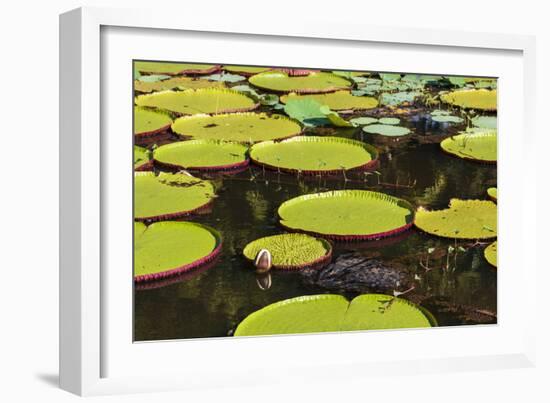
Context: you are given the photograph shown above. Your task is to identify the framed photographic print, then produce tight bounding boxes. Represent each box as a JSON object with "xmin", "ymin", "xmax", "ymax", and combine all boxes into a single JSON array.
[{"xmin": 60, "ymin": 6, "xmax": 537, "ymax": 396}]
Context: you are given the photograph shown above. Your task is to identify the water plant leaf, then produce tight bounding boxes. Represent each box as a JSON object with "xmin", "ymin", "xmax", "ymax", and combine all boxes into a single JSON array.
[
  {"xmin": 250, "ymin": 136, "xmax": 378, "ymax": 174},
  {"xmin": 431, "ymin": 114, "xmax": 464, "ymax": 123},
  {"xmin": 440, "ymin": 130, "xmax": 497, "ymax": 162},
  {"xmin": 487, "ymin": 187, "xmax": 498, "ymax": 201},
  {"xmin": 484, "ymin": 241, "xmax": 497, "ymax": 267},
  {"xmin": 224, "ymin": 65, "xmax": 273, "ymax": 75},
  {"xmin": 134, "ymin": 172, "xmax": 215, "ymax": 221},
  {"xmin": 134, "ymin": 221, "xmax": 221, "ymax": 281},
  {"xmin": 249, "ymin": 71, "xmax": 352, "ymax": 93},
  {"xmin": 378, "ymin": 117, "xmax": 400, "ymax": 125},
  {"xmin": 138, "ymin": 74, "xmax": 171, "ymax": 83},
  {"xmin": 441, "ymin": 89, "xmax": 497, "ymax": 111},
  {"xmin": 203, "ymin": 73, "xmax": 246, "ymax": 83},
  {"xmin": 414, "ymin": 199, "xmax": 497, "ymax": 239},
  {"xmin": 379, "ymin": 73, "xmax": 402, "ymax": 81},
  {"xmin": 280, "ymin": 91, "xmax": 378, "ymax": 111},
  {"xmin": 332, "ymin": 70, "xmax": 370, "ymax": 79},
  {"xmin": 153, "ymin": 140, "xmax": 249, "ymax": 171},
  {"xmin": 134, "ymin": 145, "xmax": 150, "ymax": 169},
  {"xmin": 472, "ymin": 116, "xmax": 497, "ymax": 129},
  {"xmin": 134, "ymin": 77, "xmax": 226, "ymax": 93},
  {"xmin": 362, "ymin": 124, "xmax": 411, "ymax": 136},
  {"xmin": 380, "ymin": 91, "xmax": 421, "ymax": 106},
  {"xmin": 134, "ymin": 61, "xmax": 219, "ymax": 75},
  {"xmin": 135, "ymin": 88, "xmax": 258, "ymax": 115},
  {"xmin": 349, "ymin": 117, "xmax": 379, "ymax": 126},
  {"xmin": 321, "ymin": 108, "xmax": 355, "ymax": 127},
  {"xmin": 278, "ymin": 190, "xmax": 414, "ymax": 240},
  {"xmin": 234, "ymin": 294, "xmax": 433, "ymax": 336},
  {"xmin": 242, "ymin": 233, "xmax": 332, "ymax": 270},
  {"xmin": 283, "ymin": 99, "xmax": 327, "ymax": 126},
  {"xmin": 172, "ymin": 112, "xmax": 302, "ymax": 143},
  {"xmin": 134, "ymin": 107, "xmax": 173, "ymax": 136}
]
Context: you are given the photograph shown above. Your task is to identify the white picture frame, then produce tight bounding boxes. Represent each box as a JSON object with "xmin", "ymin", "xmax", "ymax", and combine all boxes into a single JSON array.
[{"xmin": 60, "ymin": 6, "xmax": 537, "ymax": 396}]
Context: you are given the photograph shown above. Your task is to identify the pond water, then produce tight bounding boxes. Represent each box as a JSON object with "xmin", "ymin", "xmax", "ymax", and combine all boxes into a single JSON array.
[{"xmin": 134, "ymin": 106, "xmax": 497, "ymax": 341}]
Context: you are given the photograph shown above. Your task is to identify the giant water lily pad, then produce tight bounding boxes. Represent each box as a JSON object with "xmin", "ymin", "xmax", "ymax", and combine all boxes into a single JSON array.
[
  {"xmin": 234, "ymin": 294, "xmax": 433, "ymax": 336},
  {"xmin": 250, "ymin": 136, "xmax": 378, "ymax": 174},
  {"xmin": 134, "ymin": 61, "xmax": 220, "ymax": 75},
  {"xmin": 153, "ymin": 140, "xmax": 249, "ymax": 171},
  {"xmin": 134, "ymin": 145, "xmax": 151, "ymax": 170},
  {"xmin": 280, "ymin": 91, "xmax": 378, "ymax": 111},
  {"xmin": 441, "ymin": 89, "xmax": 497, "ymax": 110},
  {"xmin": 134, "ymin": 221, "xmax": 221, "ymax": 282},
  {"xmin": 440, "ymin": 130, "xmax": 497, "ymax": 162},
  {"xmin": 134, "ymin": 76, "xmax": 225, "ymax": 93},
  {"xmin": 135, "ymin": 88, "xmax": 258, "ymax": 115},
  {"xmin": 134, "ymin": 107, "xmax": 173, "ymax": 136},
  {"xmin": 414, "ymin": 199, "xmax": 497, "ymax": 239},
  {"xmin": 134, "ymin": 172, "xmax": 215, "ymax": 221},
  {"xmin": 249, "ymin": 71, "xmax": 352, "ymax": 93},
  {"xmin": 484, "ymin": 241, "xmax": 497, "ymax": 267},
  {"xmin": 362, "ymin": 124, "xmax": 411, "ymax": 137},
  {"xmin": 224, "ymin": 65, "xmax": 273, "ymax": 75},
  {"xmin": 243, "ymin": 233, "xmax": 332, "ymax": 270},
  {"xmin": 278, "ymin": 190, "xmax": 414, "ymax": 240},
  {"xmin": 487, "ymin": 187, "xmax": 498, "ymax": 201},
  {"xmin": 172, "ymin": 112, "xmax": 302, "ymax": 143}
]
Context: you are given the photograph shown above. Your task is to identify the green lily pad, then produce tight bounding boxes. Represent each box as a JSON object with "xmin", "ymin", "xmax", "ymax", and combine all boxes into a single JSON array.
[
  {"xmin": 441, "ymin": 89, "xmax": 497, "ymax": 110},
  {"xmin": 378, "ymin": 117, "xmax": 400, "ymax": 125},
  {"xmin": 250, "ymin": 136, "xmax": 378, "ymax": 174},
  {"xmin": 362, "ymin": 124, "xmax": 411, "ymax": 136},
  {"xmin": 280, "ymin": 91, "xmax": 378, "ymax": 111},
  {"xmin": 134, "ymin": 172, "xmax": 215, "ymax": 221},
  {"xmin": 380, "ymin": 91, "xmax": 421, "ymax": 106},
  {"xmin": 379, "ymin": 73, "xmax": 402, "ymax": 81},
  {"xmin": 134, "ymin": 145, "xmax": 151, "ymax": 170},
  {"xmin": 414, "ymin": 199, "xmax": 497, "ymax": 239},
  {"xmin": 487, "ymin": 187, "xmax": 497, "ymax": 201},
  {"xmin": 283, "ymin": 99, "xmax": 327, "ymax": 126},
  {"xmin": 135, "ymin": 88, "xmax": 258, "ymax": 115},
  {"xmin": 472, "ymin": 116, "xmax": 497, "ymax": 129},
  {"xmin": 134, "ymin": 107, "xmax": 173, "ymax": 136},
  {"xmin": 278, "ymin": 190, "xmax": 414, "ymax": 240},
  {"xmin": 172, "ymin": 112, "xmax": 302, "ymax": 143},
  {"xmin": 243, "ymin": 233, "xmax": 332, "ymax": 270},
  {"xmin": 440, "ymin": 130, "xmax": 497, "ymax": 162},
  {"xmin": 349, "ymin": 117, "xmax": 379, "ymax": 126},
  {"xmin": 138, "ymin": 74, "xmax": 171, "ymax": 83},
  {"xmin": 249, "ymin": 71, "xmax": 352, "ymax": 93},
  {"xmin": 431, "ymin": 113, "xmax": 464, "ymax": 123},
  {"xmin": 224, "ymin": 65, "xmax": 273, "ymax": 75},
  {"xmin": 134, "ymin": 221, "xmax": 221, "ymax": 281},
  {"xmin": 153, "ymin": 140, "xmax": 249, "ymax": 171},
  {"xmin": 134, "ymin": 77, "xmax": 226, "ymax": 93},
  {"xmin": 484, "ymin": 241, "xmax": 497, "ymax": 267},
  {"xmin": 134, "ymin": 61, "xmax": 219, "ymax": 75},
  {"xmin": 203, "ymin": 73, "xmax": 246, "ymax": 83},
  {"xmin": 234, "ymin": 294, "xmax": 433, "ymax": 336}
]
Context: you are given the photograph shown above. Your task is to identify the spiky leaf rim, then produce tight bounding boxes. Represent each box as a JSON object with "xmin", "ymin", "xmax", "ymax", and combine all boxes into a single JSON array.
[
  {"xmin": 134, "ymin": 106, "xmax": 174, "ymax": 137},
  {"xmin": 440, "ymin": 131, "xmax": 497, "ymax": 164}
]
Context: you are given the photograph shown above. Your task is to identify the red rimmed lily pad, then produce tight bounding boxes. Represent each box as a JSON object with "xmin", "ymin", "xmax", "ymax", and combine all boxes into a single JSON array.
[
  {"xmin": 134, "ymin": 61, "xmax": 220, "ymax": 76},
  {"xmin": 134, "ymin": 107, "xmax": 173, "ymax": 137},
  {"xmin": 134, "ymin": 221, "xmax": 222, "ymax": 282}
]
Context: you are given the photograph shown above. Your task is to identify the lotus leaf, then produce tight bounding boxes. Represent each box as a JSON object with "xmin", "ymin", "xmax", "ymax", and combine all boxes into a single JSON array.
[
  {"xmin": 414, "ymin": 199, "xmax": 497, "ymax": 239},
  {"xmin": 278, "ymin": 190, "xmax": 414, "ymax": 240},
  {"xmin": 440, "ymin": 130, "xmax": 497, "ymax": 162},
  {"xmin": 441, "ymin": 89, "xmax": 497, "ymax": 110},
  {"xmin": 280, "ymin": 91, "xmax": 378, "ymax": 111},
  {"xmin": 134, "ymin": 145, "xmax": 150, "ymax": 169},
  {"xmin": 283, "ymin": 99, "xmax": 327, "ymax": 126},
  {"xmin": 203, "ymin": 73, "xmax": 246, "ymax": 83},
  {"xmin": 378, "ymin": 117, "xmax": 400, "ymax": 125},
  {"xmin": 380, "ymin": 91, "xmax": 421, "ymax": 106},
  {"xmin": 134, "ymin": 221, "xmax": 221, "ymax": 281},
  {"xmin": 224, "ymin": 65, "xmax": 273, "ymax": 75},
  {"xmin": 431, "ymin": 114, "xmax": 464, "ymax": 123},
  {"xmin": 153, "ymin": 140, "xmax": 249, "ymax": 171},
  {"xmin": 362, "ymin": 124, "xmax": 411, "ymax": 136},
  {"xmin": 242, "ymin": 233, "xmax": 332, "ymax": 270},
  {"xmin": 321, "ymin": 107, "xmax": 355, "ymax": 128},
  {"xmin": 134, "ymin": 77, "xmax": 225, "ymax": 93},
  {"xmin": 487, "ymin": 187, "xmax": 498, "ymax": 201},
  {"xmin": 349, "ymin": 117, "xmax": 379, "ymax": 126},
  {"xmin": 172, "ymin": 112, "xmax": 302, "ymax": 143},
  {"xmin": 250, "ymin": 136, "xmax": 378, "ymax": 173},
  {"xmin": 135, "ymin": 88, "xmax": 258, "ymax": 115},
  {"xmin": 472, "ymin": 116, "xmax": 497, "ymax": 129},
  {"xmin": 234, "ymin": 294, "xmax": 433, "ymax": 336},
  {"xmin": 134, "ymin": 61, "xmax": 219, "ymax": 75},
  {"xmin": 134, "ymin": 107, "xmax": 173, "ymax": 136},
  {"xmin": 134, "ymin": 172, "xmax": 215, "ymax": 221},
  {"xmin": 484, "ymin": 241, "xmax": 497, "ymax": 267},
  {"xmin": 249, "ymin": 71, "xmax": 352, "ymax": 93}
]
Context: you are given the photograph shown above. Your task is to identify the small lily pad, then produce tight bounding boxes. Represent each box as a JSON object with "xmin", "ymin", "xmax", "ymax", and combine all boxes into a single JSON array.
[
  {"xmin": 441, "ymin": 89, "xmax": 497, "ymax": 111},
  {"xmin": 349, "ymin": 117, "xmax": 379, "ymax": 126},
  {"xmin": 249, "ymin": 136, "xmax": 378, "ymax": 174},
  {"xmin": 203, "ymin": 73, "xmax": 246, "ymax": 83},
  {"xmin": 380, "ymin": 91, "xmax": 421, "ymax": 106},
  {"xmin": 362, "ymin": 124, "xmax": 411, "ymax": 136},
  {"xmin": 172, "ymin": 112, "xmax": 302, "ymax": 143},
  {"xmin": 153, "ymin": 140, "xmax": 249, "ymax": 171},
  {"xmin": 378, "ymin": 117, "xmax": 400, "ymax": 125},
  {"xmin": 134, "ymin": 221, "xmax": 221, "ymax": 282},
  {"xmin": 249, "ymin": 71, "xmax": 352, "ymax": 93},
  {"xmin": 134, "ymin": 107, "xmax": 173, "ymax": 136},
  {"xmin": 134, "ymin": 172, "xmax": 215, "ymax": 221},
  {"xmin": 440, "ymin": 130, "xmax": 497, "ymax": 162},
  {"xmin": 484, "ymin": 241, "xmax": 497, "ymax": 267},
  {"xmin": 414, "ymin": 199, "xmax": 497, "ymax": 239},
  {"xmin": 138, "ymin": 74, "xmax": 171, "ymax": 83},
  {"xmin": 243, "ymin": 233, "xmax": 332, "ymax": 270},
  {"xmin": 472, "ymin": 116, "xmax": 497, "ymax": 129},
  {"xmin": 280, "ymin": 91, "xmax": 378, "ymax": 111}
]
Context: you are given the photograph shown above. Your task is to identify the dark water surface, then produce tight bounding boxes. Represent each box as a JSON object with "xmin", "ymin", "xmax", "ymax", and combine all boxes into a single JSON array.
[{"xmin": 134, "ymin": 113, "xmax": 497, "ymax": 341}]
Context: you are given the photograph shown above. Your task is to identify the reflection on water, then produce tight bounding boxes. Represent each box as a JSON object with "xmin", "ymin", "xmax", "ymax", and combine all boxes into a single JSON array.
[{"xmin": 134, "ymin": 113, "xmax": 497, "ymax": 341}]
